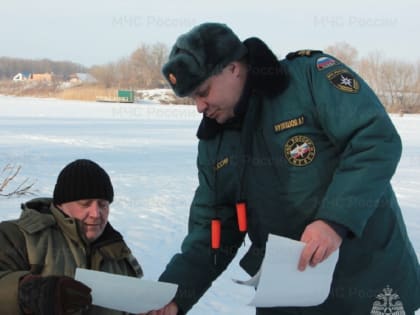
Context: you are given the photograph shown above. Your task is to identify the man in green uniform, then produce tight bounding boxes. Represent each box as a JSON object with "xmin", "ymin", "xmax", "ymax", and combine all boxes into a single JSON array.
[
  {"xmin": 149, "ymin": 23, "xmax": 420, "ymax": 315},
  {"xmin": 0, "ymin": 159, "xmax": 143, "ymax": 315}
]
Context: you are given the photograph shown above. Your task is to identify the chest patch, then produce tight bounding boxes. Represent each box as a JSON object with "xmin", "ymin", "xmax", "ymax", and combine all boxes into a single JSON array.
[
  {"xmin": 284, "ymin": 135, "xmax": 316, "ymax": 166},
  {"xmin": 274, "ymin": 115, "xmax": 305, "ymax": 133},
  {"xmin": 214, "ymin": 157, "xmax": 229, "ymax": 171},
  {"xmin": 327, "ymin": 69, "xmax": 360, "ymax": 93}
]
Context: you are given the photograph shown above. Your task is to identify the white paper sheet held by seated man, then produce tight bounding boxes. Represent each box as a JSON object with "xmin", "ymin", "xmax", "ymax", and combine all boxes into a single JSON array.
[
  {"xmin": 233, "ymin": 234, "xmax": 339, "ymax": 307},
  {"xmin": 75, "ymin": 268, "xmax": 178, "ymax": 313}
]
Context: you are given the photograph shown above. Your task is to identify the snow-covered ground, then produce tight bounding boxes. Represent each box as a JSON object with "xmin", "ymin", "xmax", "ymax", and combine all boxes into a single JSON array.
[{"xmin": 0, "ymin": 95, "xmax": 419, "ymax": 314}]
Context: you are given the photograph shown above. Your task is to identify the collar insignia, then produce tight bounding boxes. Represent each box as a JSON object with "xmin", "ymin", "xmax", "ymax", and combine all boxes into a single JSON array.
[{"xmin": 214, "ymin": 157, "xmax": 229, "ymax": 171}]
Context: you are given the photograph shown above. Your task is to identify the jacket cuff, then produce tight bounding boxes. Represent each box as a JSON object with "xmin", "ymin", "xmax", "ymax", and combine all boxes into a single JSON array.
[{"xmin": 323, "ymin": 219, "xmax": 350, "ymax": 239}]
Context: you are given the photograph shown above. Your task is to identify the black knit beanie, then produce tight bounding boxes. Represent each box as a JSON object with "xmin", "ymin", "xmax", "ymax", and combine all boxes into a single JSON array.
[{"xmin": 53, "ymin": 159, "xmax": 114, "ymax": 205}]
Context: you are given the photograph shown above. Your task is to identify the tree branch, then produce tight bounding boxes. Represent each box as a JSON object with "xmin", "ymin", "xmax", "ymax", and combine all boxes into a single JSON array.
[{"xmin": 0, "ymin": 164, "xmax": 36, "ymax": 197}]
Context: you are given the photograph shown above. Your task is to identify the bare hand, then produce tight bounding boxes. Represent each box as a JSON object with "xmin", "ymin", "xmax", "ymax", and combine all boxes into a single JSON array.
[
  {"xmin": 144, "ymin": 301, "xmax": 178, "ymax": 315},
  {"xmin": 298, "ymin": 220, "xmax": 342, "ymax": 271}
]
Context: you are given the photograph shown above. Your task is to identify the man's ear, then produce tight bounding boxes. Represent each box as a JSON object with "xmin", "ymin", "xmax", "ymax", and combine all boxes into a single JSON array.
[
  {"xmin": 227, "ymin": 61, "xmax": 243, "ymax": 76},
  {"xmin": 226, "ymin": 62, "xmax": 236, "ymax": 73}
]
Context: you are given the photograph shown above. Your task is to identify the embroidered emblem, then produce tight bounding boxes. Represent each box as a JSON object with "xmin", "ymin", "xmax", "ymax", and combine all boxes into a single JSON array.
[
  {"xmin": 168, "ymin": 73, "xmax": 177, "ymax": 85},
  {"xmin": 370, "ymin": 285, "xmax": 406, "ymax": 315},
  {"xmin": 274, "ymin": 115, "xmax": 305, "ymax": 133},
  {"xmin": 284, "ymin": 135, "xmax": 316, "ymax": 166},
  {"xmin": 214, "ymin": 157, "xmax": 229, "ymax": 171},
  {"xmin": 316, "ymin": 56, "xmax": 339, "ymax": 71},
  {"xmin": 327, "ymin": 69, "xmax": 360, "ymax": 93}
]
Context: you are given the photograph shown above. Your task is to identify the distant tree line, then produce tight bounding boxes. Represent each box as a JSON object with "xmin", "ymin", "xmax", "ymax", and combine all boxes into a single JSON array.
[
  {"xmin": 1, "ymin": 42, "xmax": 419, "ymax": 111},
  {"xmin": 92, "ymin": 41, "xmax": 420, "ymax": 111},
  {"xmin": 0, "ymin": 57, "xmax": 86, "ymax": 80}
]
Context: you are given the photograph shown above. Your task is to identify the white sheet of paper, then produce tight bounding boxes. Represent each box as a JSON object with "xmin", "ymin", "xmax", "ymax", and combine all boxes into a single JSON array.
[
  {"xmin": 75, "ymin": 268, "xmax": 178, "ymax": 313},
  {"xmin": 232, "ymin": 269, "xmax": 261, "ymax": 287},
  {"xmin": 233, "ymin": 234, "xmax": 339, "ymax": 307}
]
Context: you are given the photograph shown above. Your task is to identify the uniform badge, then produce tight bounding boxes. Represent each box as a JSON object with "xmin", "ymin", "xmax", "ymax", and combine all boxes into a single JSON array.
[
  {"xmin": 316, "ymin": 56, "xmax": 339, "ymax": 71},
  {"xmin": 214, "ymin": 157, "xmax": 229, "ymax": 171},
  {"xmin": 168, "ymin": 73, "xmax": 177, "ymax": 85},
  {"xmin": 284, "ymin": 135, "xmax": 316, "ymax": 166},
  {"xmin": 274, "ymin": 115, "xmax": 305, "ymax": 133},
  {"xmin": 327, "ymin": 69, "xmax": 360, "ymax": 93}
]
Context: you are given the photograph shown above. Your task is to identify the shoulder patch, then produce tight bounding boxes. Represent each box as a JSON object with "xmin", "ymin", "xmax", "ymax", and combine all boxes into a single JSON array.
[
  {"xmin": 327, "ymin": 69, "xmax": 360, "ymax": 93},
  {"xmin": 316, "ymin": 56, "xmax": 339, "ymax": 71},
  {"xmin": 286, "ymin": 49, "xmax": 323, "ymax": 60}
]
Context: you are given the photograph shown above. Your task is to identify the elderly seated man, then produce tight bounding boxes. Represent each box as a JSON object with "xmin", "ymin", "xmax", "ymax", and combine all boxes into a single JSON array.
[{"xmin": 0, "ymin": 159, "xmax": 143, "ymax": 315}]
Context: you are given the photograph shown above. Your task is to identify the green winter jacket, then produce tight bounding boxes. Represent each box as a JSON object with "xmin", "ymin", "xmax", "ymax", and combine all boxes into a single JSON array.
[
  {"xmin": 159, "ymin": 40, "xmax": 420, "ymax": 315},
  {"xmin": 0, "ymin": 198, "xmax": 143, "ymax": 315}
]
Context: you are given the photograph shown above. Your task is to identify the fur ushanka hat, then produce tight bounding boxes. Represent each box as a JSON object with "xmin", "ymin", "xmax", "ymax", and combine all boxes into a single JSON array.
[{"xmin": 162, "ymin": 22, "xmax": 248, "ymax": 97}]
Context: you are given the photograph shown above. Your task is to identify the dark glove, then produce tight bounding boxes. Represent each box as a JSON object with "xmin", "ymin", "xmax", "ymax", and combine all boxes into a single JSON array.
[{"xmin": 18, "ymin": 274, "xmax": 92, "ymax": 315}]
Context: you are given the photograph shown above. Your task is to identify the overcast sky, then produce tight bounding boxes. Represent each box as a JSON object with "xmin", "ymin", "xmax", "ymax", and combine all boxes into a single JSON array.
[{"xmin": 1, "ymin": 0, "xmax": 419, "ymax": 67}]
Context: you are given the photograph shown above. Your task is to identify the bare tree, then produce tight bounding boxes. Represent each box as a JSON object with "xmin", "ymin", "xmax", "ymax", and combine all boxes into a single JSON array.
[
  {"xmin": 0, "ymin": 164, "xmax": 36, "ymax": 197},
  {"xmin": 358, "ymin": 51, "xmax": 385, "ymax": 93},
  {"xmin": 89, "ymin": 42, "xmax": 169, "ymax": 89},
  {"xmin": 90, "ymin": 63, "xmax": 118, "ymax": 88},
  {"xmin": 150, "ymin": 43, "xmax": 169, "ymax": 87},
  {"xmin": 379, "ymin": 59, "xmax": 420, "ymax": 112},
  {"xmin": 128, "ymin": 43, "xmax": 168, "ymax": 88},
  {"xmin": 324, "ymin": 42, "xmax": 359, "ymax": 68}
]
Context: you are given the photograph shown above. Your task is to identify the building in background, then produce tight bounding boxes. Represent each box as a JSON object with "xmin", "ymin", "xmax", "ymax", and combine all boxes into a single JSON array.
[{"xmin": 12, "ymin": 72, "xmax": 32, "ymax": 81}]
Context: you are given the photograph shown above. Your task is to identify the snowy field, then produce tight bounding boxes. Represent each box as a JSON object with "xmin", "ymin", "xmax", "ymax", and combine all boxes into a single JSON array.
[{"xmin": 0, "ymin": 95, "xmax": 419, "ymax": 315}]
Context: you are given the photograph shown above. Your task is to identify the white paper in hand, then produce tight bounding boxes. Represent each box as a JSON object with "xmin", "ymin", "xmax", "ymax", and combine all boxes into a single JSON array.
[
  {"xmin": 233, "ymin": 234, "xmax": 339, "ymax": 307},
  {"xmin": 75, "ymin": 268, "xmax": 178, "ymax": 313}
]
